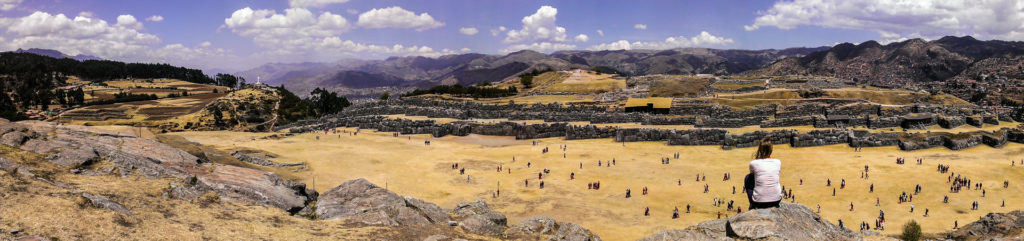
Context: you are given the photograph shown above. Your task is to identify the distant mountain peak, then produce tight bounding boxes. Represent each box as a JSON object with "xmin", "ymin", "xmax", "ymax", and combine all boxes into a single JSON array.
[{"xmin": 12, "ymin": 48, "xmax": 101, "ymax": 61}]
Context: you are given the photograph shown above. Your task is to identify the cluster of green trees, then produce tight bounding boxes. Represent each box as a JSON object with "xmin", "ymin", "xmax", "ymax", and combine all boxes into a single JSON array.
[
  {"xmin": 85, "ymin": 92, "xmax": 159, "ymax": 106},
  {"xmin": 518, "ymin": 68, "xmax": 550, "ymax": 88},
  {"xmin": 274, "ymin": 86, "xmax": 353, "ymax": 124},
  {"xmin": 215, "ymin": 73, "xmax": 246, "ymax": 89},
  {"xmin": 0, "ymin": 52, "xmax": 214, "ymax": 84},
  {"xmin": 53, "ymin": 88, "xmax": 86, "ymax": 107},
  {"xmin": 404, "ymin": 84, "xmax": 518, "ymax": 98}
]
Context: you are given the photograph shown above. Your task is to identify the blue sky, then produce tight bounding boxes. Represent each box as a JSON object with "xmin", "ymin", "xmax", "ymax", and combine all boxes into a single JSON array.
[{"xmin": 1, "ymin": 0, "xmax": 1022, "ymax": 73}]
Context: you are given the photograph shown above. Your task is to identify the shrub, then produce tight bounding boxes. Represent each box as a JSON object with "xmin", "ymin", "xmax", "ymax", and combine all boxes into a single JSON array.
[{"xmin": 901, "ymin": 220, "xmax": 922, "ymax": 241}]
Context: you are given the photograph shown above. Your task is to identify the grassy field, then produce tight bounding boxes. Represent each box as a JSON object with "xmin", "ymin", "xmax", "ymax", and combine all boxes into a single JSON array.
[
  {"xmin": 705, "ymin": 88, "xmax": 973, "ymax": 109},
  {"xmin": 58, "ymin": 92, "xmax": 227, "ymax": 125},
  {"xmin": 172, "ymin": 128, "xmax": 1024, "ymax": 240},
  {"xmin": 82, "ymin": 79, "xmax": 228, "ymax": 102},
  {"xmin": 649, "ymin": 76, "xmax": 713, "ymax": 97},
  {"xmin": 542, "ymin": 70, "xmax": 625, "ymax": 94}
]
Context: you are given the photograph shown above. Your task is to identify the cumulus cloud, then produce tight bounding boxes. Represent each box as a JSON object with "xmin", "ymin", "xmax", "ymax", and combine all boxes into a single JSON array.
[
  {"xmin": 357, "ymin": 6, "xmax": 444, "ymax": 31},
  {"xmin": 0, "ymin": 11, "xmax": 227, "ymax": 69},
  {"xmin": 199, "ymin": 41, "xmax": 211, "ymax": 47},
  {"xmin": 459, "ymin": 27, "xmax": 478, "ymax": 35},
  {"xmin": 504, "ymin": 6, "xmax": 567, "ymax": 43},
  {"xmin": 289, "ymin": 0, "xmax": 349, "ymax": 8},
  {"xmin": 0, "ymin": 0, "xmax": 20, "ymax": 11},
  {"xmin": 145, "ymin": 15, "xmax": 163, "ymax": 22},
  {"xmin": 587, "ymin": 31, "xmax": 733, "ymax": 50},
  {"xmin": 596, "ymin": 29, "xmax": 604, "ymax": 37},
  {"xmin": 574, "ymin": 34, "xmax": 589, "ymax": 42},
  {"xmin": 225, "ymin": 7, "xmax": 352, "ymax": 52},
  {"xmin": 745, "ymin": 0, "xmax": 1024, "ymax": 40},
  {"xmin": 501, "ymin": 42, "xmax": 576, "ymax": 53},
  {"xmin": 633, "ymin": 24, "xmax": 647, "ymax": 30},
  {"xmin": 460, "ymin": 47, "xmax": 471, "ymax": 52},
  {"xmin": 4, "ymin": 12, "xmax": 159, "ymax": 57},
  {"xmin": 116, "ymin": 15, "xmax": 143, "ymax": 29},
  {"xmin": 224, "ymin": 7, "xmax": 453, "ymax": 60}
]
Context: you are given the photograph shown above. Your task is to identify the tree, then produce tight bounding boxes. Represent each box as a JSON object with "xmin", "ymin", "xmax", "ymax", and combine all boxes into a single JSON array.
[
  {"xmin": 901, "ymin": 220, "xmax": 922, "ymax": 241},
  {"xmin": 379, "ymin": 92, "xmax": 390, "ymax": 100},
  {"xmin": 308, "ymin": 88, "xmax": 350, "ymax": 116},
  {"xmin": 214, "ymin": 73, "xmax": 239, "ymax": 88},
  {"xmin": 520, "ymin": 75, "xmax": 533, "ymax": 88}
]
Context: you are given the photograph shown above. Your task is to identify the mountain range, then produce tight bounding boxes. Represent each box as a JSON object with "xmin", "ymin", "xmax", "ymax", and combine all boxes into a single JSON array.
[{"xmin": 235, "ymin": 46, "xmax": 830, "ymax": 98}]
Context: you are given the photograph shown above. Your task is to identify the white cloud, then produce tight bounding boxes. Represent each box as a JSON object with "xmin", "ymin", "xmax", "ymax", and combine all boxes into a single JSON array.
[
  {"xmin": 0, "ymin": 11, "xmax": 227, "ymax": 69},
  {"xmin": 460, "ymin": 47, "xmax": 471, "ymax": 52},
  {"xmin": 289, "ymin": 0, "xmax": 349, "ymax": 8},
  {"xmin": 4, "ymin": 12, "xmax": 159, "ymax": 58},
  {"xmin": 596, "ymin": 29, "xmax": 604, "ymax": 37},
  {"xmin": 78, "ymin": 11, "xmax": 94, "ymax": 18},
  {"xmin": 587, "ymin": 31, "xmax": 734, "ymax": 50},
  {"xmin": 490, "ymin": 26, "xmax": 506, "ymax": 36},
  {"xmin": 0, "ymin": 0, "xmax": 20, "ymax": 11},
  {"xmin": 504, "ymin": 6, "xmax": 567, "ymax": 43},
  {"xmin": 224, "ymin": 7, "xmax": 454, "ymax": 61},
  {"xmin": 357, "ymin": 6, "xmax": 444, "ymax": 31},
  {"xmin": 459, "ymin": 27, "xmax": 478, "ymax": 35},
  {"xmin": 501, "ymin": 42, "xmax": 576, "ymax": 53},
  {"xmin": 746, "ymin": 0, "xmax": 1024, "ymax": 40},
  {"xmin": 633, "ymin": 24, "xmax": 647, "ymax": 30},
  {"xmin": 145, "ymin": 15, "xmax": 164, "ymax": 22},
  {"xmin": 225, "ymin": 7, "xmax": 352, "ymax": 53},
  {"xmin": 574, "ymin": 34, "xmax": 589, "ymax": 42},
  {"xmin": 116, "ymin": 15, "xmax": 143, "ymax": 30},
  {"xmin": 199, "ymin": 41, "xmax": 211, "ymax": 47}
]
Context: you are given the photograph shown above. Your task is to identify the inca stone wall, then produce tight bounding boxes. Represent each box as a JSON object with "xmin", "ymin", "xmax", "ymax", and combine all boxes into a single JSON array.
[{"xmin": 273, "ymin": 98, "xmax": 1024, "ymax": 151}]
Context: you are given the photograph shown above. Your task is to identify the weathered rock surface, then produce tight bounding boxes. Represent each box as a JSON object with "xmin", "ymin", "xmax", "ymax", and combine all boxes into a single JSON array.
[
  {"xmin": 638, "ymin": 203, "xmax": 860, "ymax": 241},
  {"xmin": 1, "ymin": 119, "xmax": 320, "ymax": 215},
  {"xmin": 0, "ymin": 131, "xmax": 28, "ymax": 147},
  {"xmin": 81, "ymin": 192, "xmax": 133, "ymax": 217},
  {"xmin": 317, "ymin": 178, "xmax": 450, "ymax": 226},
  {"xmin": 230, "ymin": 151, "xmax": 305, "ymax": 167},
  {"xmin": 504, "ymin": 217, "xmax": 601, "ymax": 241},
  {"xmin": 5, "ymin": 121, "xmax": 200, "ymax": 178},
  {"xmin": 170, "ymin": 164, "xmax": 316, "ymax": 213},
  {"xmin": 451, "ymin": 200, "xmax": 507, "ymax": 236},
  {"xmin": 948, "ymin": 210, "xmax": 1024, "ymax": 240}
]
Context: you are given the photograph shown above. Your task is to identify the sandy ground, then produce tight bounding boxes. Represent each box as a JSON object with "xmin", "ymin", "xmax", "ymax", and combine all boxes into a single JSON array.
[{"xmin": 171, "ymin": 129, "xmax": 1024, "ymax": 240}]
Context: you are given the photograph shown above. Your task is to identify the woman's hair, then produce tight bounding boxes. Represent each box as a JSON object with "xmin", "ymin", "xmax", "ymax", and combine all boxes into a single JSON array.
[{"xmin": 755, "ymin": 137, "xmax": 773, "ymax": 159}]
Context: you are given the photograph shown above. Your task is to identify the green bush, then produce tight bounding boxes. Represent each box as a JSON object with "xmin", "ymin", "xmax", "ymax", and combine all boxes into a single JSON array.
[{"xmin": 901, "ymin": 220, "xmax": 922, "ymax": 241}]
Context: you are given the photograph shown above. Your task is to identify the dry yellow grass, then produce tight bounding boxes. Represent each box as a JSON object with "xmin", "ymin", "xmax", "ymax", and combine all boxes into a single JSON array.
[
  {"xmin": 173, "ymin": 128, "xmax": 1024, "ymax": 240},
  {"xmin": 650, "ymin": 76, "xmax": 712, "ymax": 97}
]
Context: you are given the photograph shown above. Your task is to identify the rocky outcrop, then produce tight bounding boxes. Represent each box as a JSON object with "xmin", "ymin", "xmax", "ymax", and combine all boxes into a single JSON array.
[
  {"xmin": 638, "ymin": 203, "xmax": 860, "ymax": 241},
  {"xmin": 504, "ymin": 217, "xmax": 601, "ymax": 241},
  {"xmin": 230, "ymin": 151, "xmax": 305, "ymax": 167},
  {"xmin": 169, "ymin": 164, "xmax": 316, "ymax": 214},
  {"xmin": 947, "ymin": 210, "xmax": 1024, "ymax": 240},
  {"xmin": 80, "ymin": 192, "xmax": 133, "ymax": 217},
  {"xmin": 0, "ymin": 119, "xmax": 321, "ymax": 216},
  {"xmin": 451, "ymin": 200, "xmax": 508, "ymax": 236},
  {"xmin": 316, "ymin": 178, "xmax": 450, "ymax": 226}
]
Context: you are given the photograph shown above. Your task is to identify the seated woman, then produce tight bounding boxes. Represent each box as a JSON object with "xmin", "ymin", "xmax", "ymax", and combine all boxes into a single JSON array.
[{"xmin": 745, "ymin": 137, "xmax": 782, "ymax": 209}]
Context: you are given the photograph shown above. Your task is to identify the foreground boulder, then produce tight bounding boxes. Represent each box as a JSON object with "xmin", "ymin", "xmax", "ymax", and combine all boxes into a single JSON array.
[
  {"xmin": 451, "ymin": 200, "xmax": 508, "ymax": 236},
  {"xmin": 639, "ymin": 203, "xmax": 860, "ymax": 241},
  {"xmin": 505, "ymin": 217, "xmax": 601, "ymax": 241},
  {"xmin": 168, "ymin": 164, "xmax": 316, "ymax": 213},
  {"xmin": 316, "ymin": 178, "xmax": 450, "ymax": 226},
  {"xmin": 6, "ymin": 121, "xmax": 199, "ymax": 178},
  {"xmin": 948, "ymin": 210, "xmax": 1024, "ymax": 240}
]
